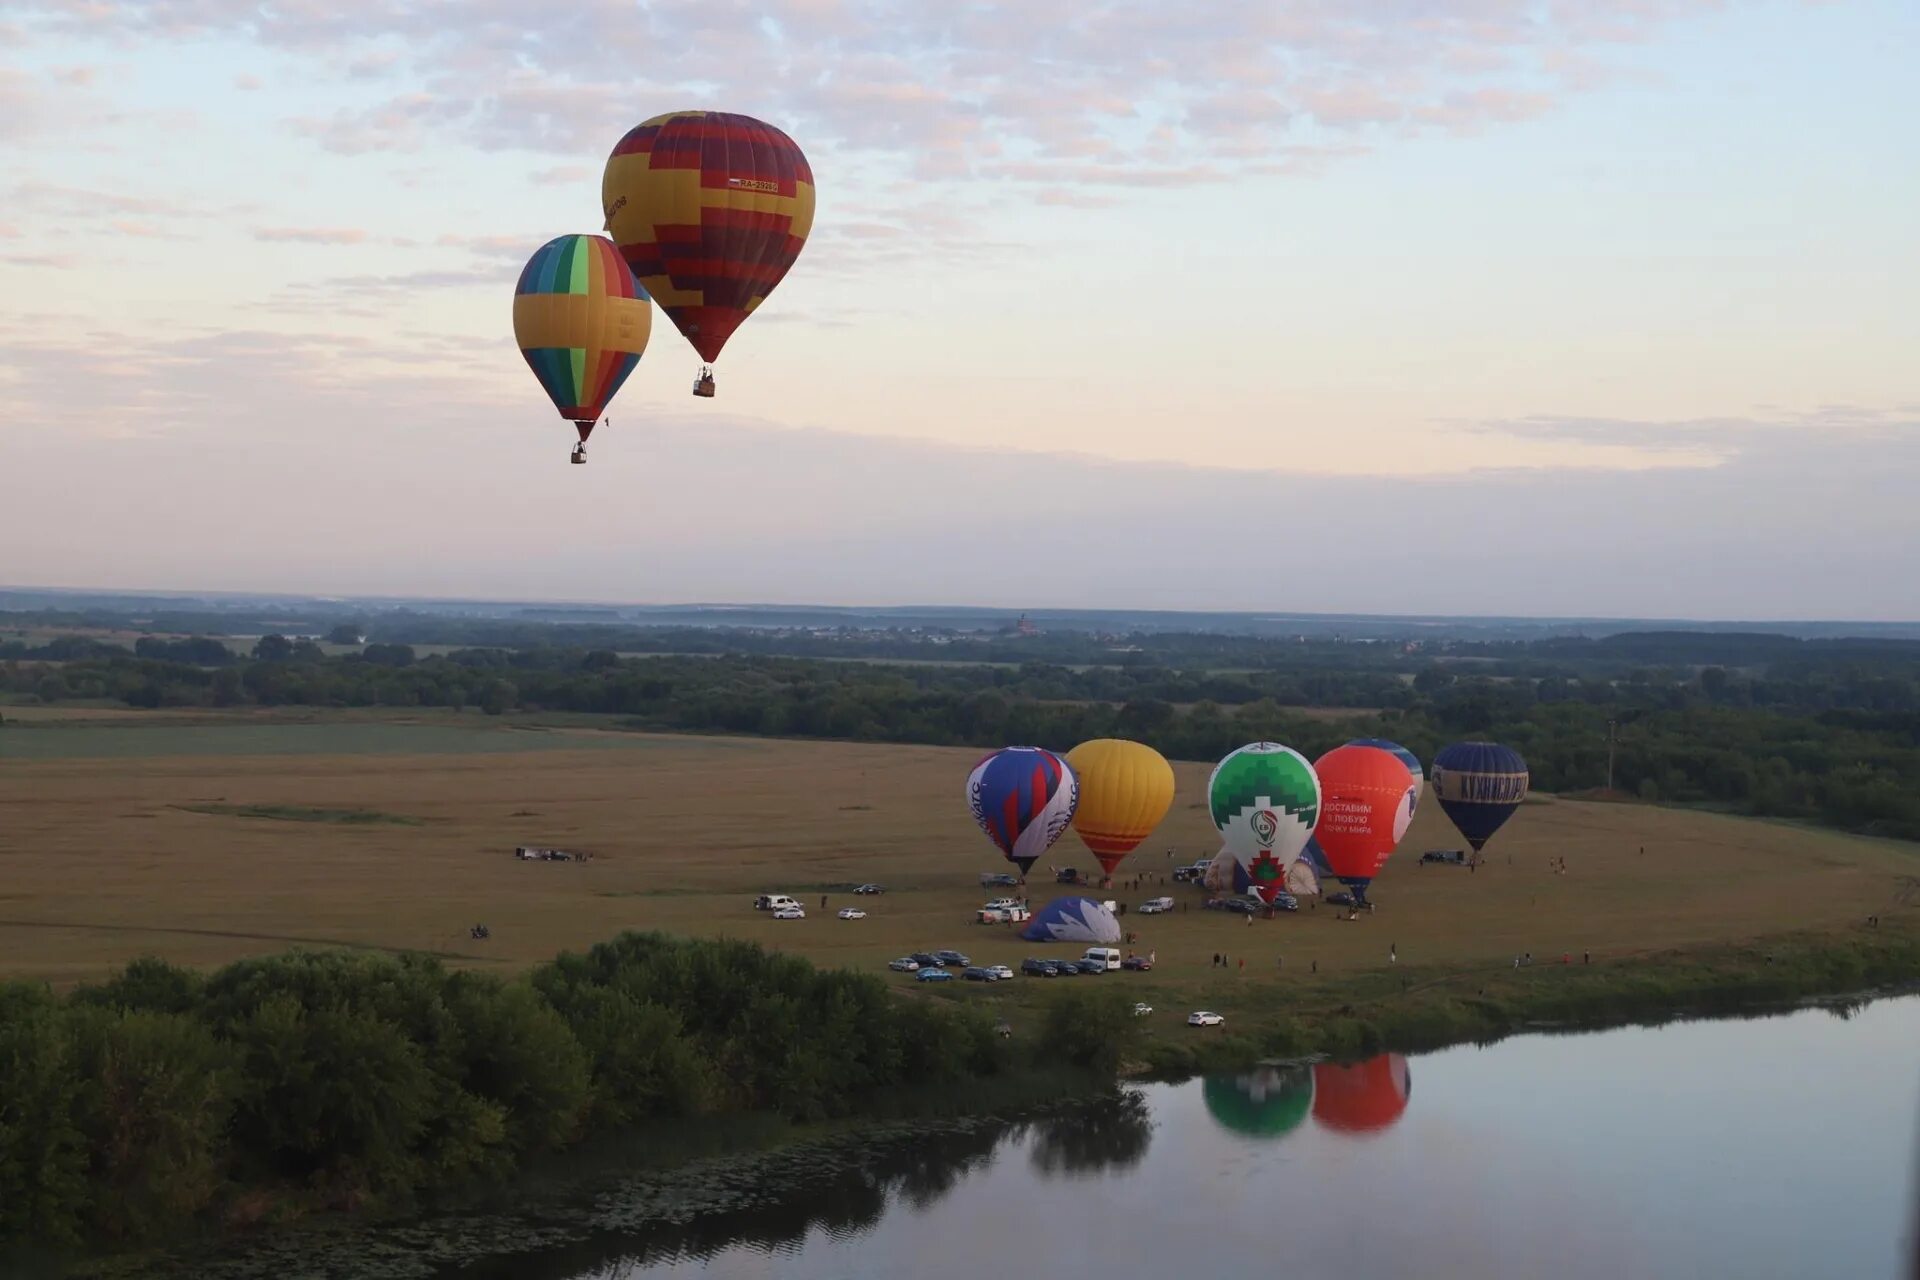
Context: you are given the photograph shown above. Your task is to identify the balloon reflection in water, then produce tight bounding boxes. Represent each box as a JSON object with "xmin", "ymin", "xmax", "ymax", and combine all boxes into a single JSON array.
[{"xmin": 1311, "ymin": 1053, "xmax": 1413, "ymax": 1135}]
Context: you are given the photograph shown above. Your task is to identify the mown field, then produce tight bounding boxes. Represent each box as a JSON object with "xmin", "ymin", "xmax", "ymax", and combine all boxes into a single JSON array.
[{"xmin": 2, "ymin": 709, "xmax": 1916, "ymax": 1027}]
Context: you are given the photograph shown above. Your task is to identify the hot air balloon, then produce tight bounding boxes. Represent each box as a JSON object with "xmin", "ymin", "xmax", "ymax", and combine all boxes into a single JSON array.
[
  {"xmin": 1202, "ymin": 847, "xmax": 1253, "ymax": 896},
  {"xmin": 512, "ymin": 234, "xmax": 652, "ymax": 464},
  {"xmin": 602, "ymin": 110, "xmax": 814, "ymax": 398},
  {"xmin": 965, "ymin": 747, "xmax": 1078, "ymax": 879},
  {"xmin": 1020, "ymin": 896, "xmax": 1122, "ymax": 945},
  {"xmin": 1065, "ymin": 739, "xmax": 1174, "ymax": 883},
  {"xmin": 1430, "ymin": 741, "xmax": 1530, "ymax": 853},
  {"xmin": 1208, "ymin": 743, "xmax": 1319, "ymax": 905},
  {"xmin": 1312, "ymin": 743, "xmax": 1418, "ymax": 903},
  {"xmin": 1203, "ymin": 1066, "xmax": 1315, "ymax": 1140},
  {"xmin": 1312, "ymin": 1053, "xmax": 1411, "ymax": 1135},
  {"xmin": 1347, "ymin": 738, "xmax": 1424, "ymax": 815}
]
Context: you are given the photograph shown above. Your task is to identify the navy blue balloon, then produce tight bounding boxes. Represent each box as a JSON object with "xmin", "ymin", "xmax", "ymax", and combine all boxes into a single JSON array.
[{"xmin": 1430, "ymin": 742, "xmax": 1529, "ymax": 852}]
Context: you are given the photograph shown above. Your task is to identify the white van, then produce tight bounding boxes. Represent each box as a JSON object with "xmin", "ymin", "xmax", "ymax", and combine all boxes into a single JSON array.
[
  {"xmin": 755, "ymin": 894, "xmax": 802, "ymax": 912},
  {"xmin": 1081, "ymin": 946, "xmax": 1122, "ymax": 971}
]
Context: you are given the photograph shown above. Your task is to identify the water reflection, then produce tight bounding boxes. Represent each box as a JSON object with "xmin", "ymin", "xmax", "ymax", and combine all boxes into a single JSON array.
[
  {"xmin": 1199, "ymin": 1054, "xmax": 1411, "ymax": 1141},
  {"xmin": 1026, "ymin": 1089, "xmax": 1155, "ymax": 1178}
]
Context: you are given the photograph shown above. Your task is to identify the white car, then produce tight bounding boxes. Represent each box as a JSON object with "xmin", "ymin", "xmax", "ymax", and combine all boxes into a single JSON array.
[
  {"xmin": 888, "ymin": 956, "xmax": 921, "ymax": 971},
  {"xmin": 988, "ymin": 964, "xmax": 1015, "ymax": 980},
  {"xmin": 1137, "ymin": 897, "xmax": 1175, "ymax": 914},
  {"xmin": 837, "ymin": 907, "xmax": 866, "ymax": 920},
  {"xmin": 1187, "ymin": 1010, "xmax": 1225, "ymax": 1027},
  {"xmin": 772, "ymin": 906, "xmax": 806, "ymax": 920},
  {"xmin": 982, "ymin": 898, "xmax": 1022, "ymax": 912},
  {"xmin": 977, "ymin": 905, "xmax": 1032, "ymax": 924},
  {"xmin": 1133, "ymin": 1002, "xmax": 1154, "ymax": 1017}
]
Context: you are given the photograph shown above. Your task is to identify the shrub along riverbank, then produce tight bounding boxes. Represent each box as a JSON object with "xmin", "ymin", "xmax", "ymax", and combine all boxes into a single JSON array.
[
  {"xmin": 2, "ymin": 922, "xmax": 1915, "ymax": 1255},
  {"xmin": 0, "ymin": 933, "xmax": 1136, "ymax": 1252}
]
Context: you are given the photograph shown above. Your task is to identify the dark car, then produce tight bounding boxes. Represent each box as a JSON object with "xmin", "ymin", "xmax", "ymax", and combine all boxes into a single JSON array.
[
  {"xmin": 1052, "ymin": 960, "xmax": 1079, "ymax": 977},
  {"xmin": 933, "ymin": 949, "xmax": 971, "ymax": 968},
  {"xmin": 1055, "ymin": 867, "xmax": 1086, "ymax": 884},
  {"xmin": 1325, "ymin": 891, "xmax": 1358, "ymax": 907},
  {"xmin": 962, "ymin": 966, "xmax": 998, "ymax": 982},
  {"xmin": 910, "ymin": 952, "xmax": 942, "ymax": 968},
  {"xmin": 1420, "ymin": 849, "xmax": 1468, "ymax": 865},
  {"xmin": 1268, "ymin": 894, "xmax": 1299, "ymax": 913},
  {"xmin": 854, "ymin": 883, "xmax": 884, "ymax": 895},
  {"xmin": 1075, "ymin": 959, "xmax": 1107, "ymax": 975},
  {"xmin": 1204, "ymin": 896, "xmax": 1259, "ymax": 915},
  {"xmin": 1021, "ymin": 957, "xmax": 1057, "ymax": 977},
  {"xmin": 1121, "ymin": 956, "xmax": 1152, "ymax": 971},
  {"xmin": 981, "ymin": 872, "xmax": 1020, "ymax": 887}
]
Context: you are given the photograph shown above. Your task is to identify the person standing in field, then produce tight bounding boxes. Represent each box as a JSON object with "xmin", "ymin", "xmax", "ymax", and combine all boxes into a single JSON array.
[{"xmin": 1389, "ymin": 942, "xmax": 1397, "ymax": 964}]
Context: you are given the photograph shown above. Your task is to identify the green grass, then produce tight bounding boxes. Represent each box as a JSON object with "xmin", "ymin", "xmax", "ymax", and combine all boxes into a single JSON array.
[{"xmin": 171, "ymin": 804, "xmax": 427, "ymax": 827}]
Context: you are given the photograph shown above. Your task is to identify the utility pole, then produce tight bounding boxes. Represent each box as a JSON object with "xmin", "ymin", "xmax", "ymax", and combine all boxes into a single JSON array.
[{"xmin": 1606, "ymin": 718, "xmax": 1618, "ymax": 793}]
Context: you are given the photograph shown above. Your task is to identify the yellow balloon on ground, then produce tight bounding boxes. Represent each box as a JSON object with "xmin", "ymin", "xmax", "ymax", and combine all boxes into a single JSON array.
[{"xmin": 1065, "ymin": 739, "xmax": 1175, "ymax": 879}]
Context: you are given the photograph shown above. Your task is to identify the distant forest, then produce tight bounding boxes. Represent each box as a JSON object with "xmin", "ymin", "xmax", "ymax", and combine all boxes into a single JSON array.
[{"xmin": 5, "ymin": 621, "xmax": 1920, "ymax": 841}]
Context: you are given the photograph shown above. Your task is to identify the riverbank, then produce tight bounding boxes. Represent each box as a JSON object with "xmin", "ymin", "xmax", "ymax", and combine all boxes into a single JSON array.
[
  {"xmin": 7, "ymin": 916, "xmax": 1916, "ymax": 1269},
  {"xmin": 1105, "ymin": 917, "xmax": 1920, "ymax": 1075}
]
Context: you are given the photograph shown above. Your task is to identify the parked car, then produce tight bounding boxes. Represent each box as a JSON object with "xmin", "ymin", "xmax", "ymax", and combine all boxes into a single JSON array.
[
  {"xmin": 772, "ymin": 906, "xmax": 805, "ymax": 920},
  {"xmin": 754, "ymin": 894, "xmax": 802, "ymax": 912},
  {"xmin": 888, "ymin": 956, "xmax": 921, "ymax": 972},
  {"xmin": 1081, "ymin": 947, "xmax": 1122, "ymax": 971},
  {"xmin": 1020, "ymin": 957, "xmax": 1056, "ymax": 977},
  {"xmin": 1268, "ymin": 893, "xmax": 1299, "ymax": 913},
  {"xmin": 909, "ymin": 952, "xmax": 942, "ymax": 968},
  {"xmin": 854, "ymin": 883, "xmax": 885, "ymax": 895},
  {"xmin": 988, "ymin": 964, "xmax": 1015, "ymax": 981},
  {"xmin": 1204, "ymin": 896, "xmax": 1259, "ymax": 915},
  {"xmin": 1187, "ymin": 1010, "xmax": 1225, "ymax": 1027},
  {"xmin": 1420, "ymin": 849, "xmax": 1469, "ymax": 865},
  {"xmin": 977, "ymin": 906, "xmax": 1032, "ymax": 924},
  {"xmin": 1074, "ymin": 959, "xmax": 1107, "ymax": 975},
  {"xmin": 837, "ymin": 907, "xmax": 867, "ymax": 920},
  {"xmin": 1325, "ymin": 891, "xmax": 1358, "ymax": 908},
  {"xmin": 1055, "ymin": 867, "xmax": 1087, "ymax": 884},
  {"xmin": 1121, "ymin": 956, "xmax": 1153, "ymax": 971},
  {"xmin": 916, "ymin": 967, "xmax": 955, "ymax": 983},
  {"xmin": 1172, "ymin": 861, "xmax": 1213, "ymax": 883},
  {"xmin": 983, "ymin": 898, "xmax": 1021, "ymax": 911},
  {"xmin": 1052, "ymin": 960, "xmax": 1079, "ymax": 977},
  {"xmin": 962, "ymin": 966, "xmax": 999, "ymax": 982},
  {"xmin": 1137, "ymin": 897, "xmax": 1175, "ymax": 914},
  {"xmin": 1132, "ymin": 1002, "xmax": 1154, "ymax": 1017},
  {"xmin": 933, "ymin": 950, "xmax": 971, "ymax": 968},
  {"xmin": 980, "ymin": 872, "xmax": 1021, "ymax": 888}
]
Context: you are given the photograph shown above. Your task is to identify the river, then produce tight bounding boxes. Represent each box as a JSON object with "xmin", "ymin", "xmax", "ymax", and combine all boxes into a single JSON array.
[{"xmin": 118, "ymin": 995, "xmax": 1920, "ymax": 1280}]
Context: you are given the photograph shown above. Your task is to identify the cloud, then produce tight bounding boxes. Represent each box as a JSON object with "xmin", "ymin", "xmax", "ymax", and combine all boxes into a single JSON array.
[
  {"xmin": 233, "ymin": 72, "xmax": 262, "ymax": 90},
  {"xmin": 3, "ymin": 376, "xmax": 1914, "ymax": 618},
  {"xmin": 1468, "ymin": 407, "xmax": 1920, "ymax": 461},
  {"xmin": 21, "ymin": 0, "xmax": 1720, "ymax": 191},
  {"xmin": 254, "ymin": 226, "xmax": 371, "ymax": 244}
]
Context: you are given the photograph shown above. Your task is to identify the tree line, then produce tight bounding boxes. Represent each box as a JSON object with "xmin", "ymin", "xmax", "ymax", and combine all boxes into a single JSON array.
[
  {"xmin": 0, "ymin": 937, "xmax": 1139, "ymax": 1250},
  {"xmin": 6, "ymin": 640, "xmax": 1919, "ymax": 840}
]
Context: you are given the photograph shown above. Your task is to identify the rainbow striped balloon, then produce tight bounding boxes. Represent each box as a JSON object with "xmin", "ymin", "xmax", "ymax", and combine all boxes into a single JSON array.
[{"xmin": 512, "ymin": 234, "xmax": 652, "ymax": 443}]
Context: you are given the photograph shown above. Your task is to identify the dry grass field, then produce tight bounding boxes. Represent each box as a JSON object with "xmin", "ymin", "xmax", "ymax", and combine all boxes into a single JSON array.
[{"xmin": 2, "ymin": 710, "xmax": 1916, "ymax": 1007}]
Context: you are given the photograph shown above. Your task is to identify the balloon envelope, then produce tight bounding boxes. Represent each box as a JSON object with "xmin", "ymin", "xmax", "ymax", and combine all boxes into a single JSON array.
[
  {"xmin": 1065, "ymin": 739, "xmax": 1175, "ymax": 877},
  {"xmin": 512, "ymin": 234, "xmax": 651, "ymax": 441},
  {"xmin": 602, "ymin": 111, "xmax": 814, "ymax": 364},
  {"xmin": 1313, "ymin": 744, "xmax": 1418, "ymax": 893},
  {"xmin": 965, "ymin": 747, "xmax": 1078, "ymax": 875},
  {"xmin": 1347, "ymin": 738, "xmax": 1424, "ymax": 814},
  {"xmin": 1312, "ymin": 1054, "xmax": 1411, "ymax": 1135},
  {"xmin": 1203, "ymin": 1066, "xmax": 1315, "ymax": 1139},
  {"xmin": 1020, "ymin": 896, "xmax": 1122, "ymax": 945},
  {"xmin": 1208, "ymin": 742, "xmax": 1320, "ymax": 904},
  {"xmin": 1202, "ymin": 847, "xmax": 1253, "ymax": 895},
  {"xmin": 1431, "ymin": 741, "xmax": 1530, "ymax": 852}
]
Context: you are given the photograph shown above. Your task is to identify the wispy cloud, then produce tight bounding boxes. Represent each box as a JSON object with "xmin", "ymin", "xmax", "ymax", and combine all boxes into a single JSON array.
[{"xmin": 254, "ymin": 226, "xmax": 372, "ymax": 244}]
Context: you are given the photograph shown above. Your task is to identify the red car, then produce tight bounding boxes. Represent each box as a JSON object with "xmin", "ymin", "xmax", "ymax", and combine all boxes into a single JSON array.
[{"xmin": 1121, "ymin": 956, "xmax": 1152, "ymax": 971}]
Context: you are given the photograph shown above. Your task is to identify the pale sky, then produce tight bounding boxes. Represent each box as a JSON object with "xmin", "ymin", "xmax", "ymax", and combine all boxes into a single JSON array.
[{"xmin": 1, "ymin": 1, "xmax": 1916, "ymax": 617}]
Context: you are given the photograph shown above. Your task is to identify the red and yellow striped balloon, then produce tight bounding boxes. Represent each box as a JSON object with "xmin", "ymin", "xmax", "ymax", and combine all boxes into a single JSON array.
[{"xmin": 602, "ymin": 111, "xmax": 814, "ymax": 369}]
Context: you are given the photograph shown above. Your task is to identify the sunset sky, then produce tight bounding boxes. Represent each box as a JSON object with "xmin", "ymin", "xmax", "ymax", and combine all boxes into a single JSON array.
[{"xmin": 2, "ymin": 0, "xmax": 1915, "ymax": 617}]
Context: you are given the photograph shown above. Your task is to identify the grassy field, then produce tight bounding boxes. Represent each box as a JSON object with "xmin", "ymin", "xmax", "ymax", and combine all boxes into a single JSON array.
[{"xmin": 2, "ymin": 710, "xmax": 1916, "ymax": 1032}]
